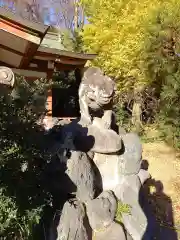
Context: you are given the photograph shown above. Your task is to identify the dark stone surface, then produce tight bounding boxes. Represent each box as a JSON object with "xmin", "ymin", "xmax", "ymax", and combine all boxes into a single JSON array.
[
  {"xmin": 66, "ymin": 151, "xmax": 96, "ymax": 203},
  {"xmin": 57, "ymin": 199, "xmax": 92, "ymax": 240}
]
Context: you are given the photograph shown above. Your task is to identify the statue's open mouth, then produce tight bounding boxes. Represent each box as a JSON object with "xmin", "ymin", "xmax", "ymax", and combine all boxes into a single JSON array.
[{"xmin": 97, "ymin": 96, "xmax": 112, "ymax": 105}]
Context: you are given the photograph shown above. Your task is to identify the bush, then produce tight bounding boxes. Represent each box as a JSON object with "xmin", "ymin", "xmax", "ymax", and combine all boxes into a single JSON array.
[
  {"xmin": 0, "ymin": 187, "xmax": 43, "ymax": 239},
  {"xmin": 157, "ymin": 72, "xmax": 180, "ymax": 149},
  {"xmin": 0, "ymin": 75, "xmax": 53, "ymax": 239}
]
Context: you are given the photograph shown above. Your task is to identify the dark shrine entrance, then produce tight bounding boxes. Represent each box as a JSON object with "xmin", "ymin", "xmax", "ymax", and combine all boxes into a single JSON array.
[{"xmin": 52, "ymin": 69, "xmax": 81, "ymax": 118}]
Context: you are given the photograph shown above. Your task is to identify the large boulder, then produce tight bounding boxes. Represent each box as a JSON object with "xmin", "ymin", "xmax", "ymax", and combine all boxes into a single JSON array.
[
  {"xmin": 115, "ymin": 175, "xmax": 148, "ymax": 240},
  {"xmin": 66, "ymin": 151, "xmax": 96, "ymax": 202},
  {"xmin": 57, "ymin": 117, "xmax": 122, "ymax": 154}
]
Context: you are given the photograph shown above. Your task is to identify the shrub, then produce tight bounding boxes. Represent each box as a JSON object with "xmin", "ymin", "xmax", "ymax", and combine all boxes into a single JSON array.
[{"xmin": 0, "ymin": 75, "xmax": 53, "ymax": 239}]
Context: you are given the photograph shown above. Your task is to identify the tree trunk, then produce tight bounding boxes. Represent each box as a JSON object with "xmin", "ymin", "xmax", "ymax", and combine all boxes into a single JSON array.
[
  {"xmin": 132, "ymin": 94, "xmax": 143, "ymax": 133},
  {"xmin": 74, "ymin": 0, "xmax": 78, "ymax": 30}
]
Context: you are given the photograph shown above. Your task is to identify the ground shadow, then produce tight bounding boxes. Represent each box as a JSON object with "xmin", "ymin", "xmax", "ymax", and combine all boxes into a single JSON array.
[{"xmin": 140, "ymin": 160, "xmax": 178, "ymax": 240}]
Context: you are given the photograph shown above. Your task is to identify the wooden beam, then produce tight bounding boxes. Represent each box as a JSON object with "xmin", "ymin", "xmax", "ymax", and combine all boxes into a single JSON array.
[
  {"xmin": 0, "ymin": 60, "xmax": 46, "ymax": 72},
  {"xmin": 34, "ymin": 55, "xmax": 86, "ymax": 66},
  {"xmin": 55, "ymin": 58, "xmax": 86, "ymax": 66},
  {"xmin": 31, "ymin": 58, "xmax": 48, "ymax": 67},
  {"xmin": 0, "ymin": 17, "xmax": 39, "ymax": 37},
  {"xmin": 0, "ymin": 59, "xmax": 85, "ymax": 72},
  {"xmin": 0, "ymin": 60, "xmax": 13, "ymax": 68},
  {"xmin": 19, "ymin": 42, "xmax": 40, "ymax": 68},
  {"xmin": 0, "ymin": 21, "xmax": 41, "ymax": 44},
  {"xmin": 0, "ymin": 7, "xmax": 49, "ymax": 35},
  {"xmin": 54, "ymin": 63, "xmax": 85, "ymax": 71},
  {"xmin": 12, "ymin": 69, "xmax": 47, "ymax": 78},
  {"xmin": 37, "ymin": 46, "xmax": 97, "ymax": 60},
  {"xmin": 29, "ymin": 59, "xmax": 49, "ymax": 72},
  {"xmin": 0, "ymin": 43, "xmax": 24, "ymax": 56}
]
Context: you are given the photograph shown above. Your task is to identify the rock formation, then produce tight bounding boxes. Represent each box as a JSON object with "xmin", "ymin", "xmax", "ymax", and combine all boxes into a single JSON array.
[{"xmin": 49, "ymin": 67, "xmax": 151, "ymax": 240}]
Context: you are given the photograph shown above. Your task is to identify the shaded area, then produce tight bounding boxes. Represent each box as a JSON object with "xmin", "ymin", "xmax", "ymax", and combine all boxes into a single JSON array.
[
  {"xmin": 0, "ymin": 76, "xmax": 86, "ymax": 239},
  {"xmin": 52, "ymin": 70, "xmax": 80, "ymax": 118},
  {"xmin": 0, "ymin": 77, "xmax": 53, "ymax": 239},
  {"xmin": 0, "ymin": 97, "xmax": 98, "ymax": 239},
  {"xmin": 140, "ymin": 160, "xmax": 178, "ymax": 240},
  {"xmin": 52, "ymin": 87, "xmax": 80, "ymax": 118}
]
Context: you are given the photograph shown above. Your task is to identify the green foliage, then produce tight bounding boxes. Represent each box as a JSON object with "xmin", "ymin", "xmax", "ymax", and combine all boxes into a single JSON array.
[
  {"xmin": 114, "ymin": 102, "xmax": 131, "ymax": 131},
  {"xmin": 0, "ymin": 188, "xmax": 17, "ymax": 234},
  {"xmin": 0, "ymin": 75, "xmax": 53, "ymax": 239},
  {"xmin": 73, "ymin": 30, "xmax": 84, "ymax": 52},
  {"xmin": 61, "ymin": 29, "xmax": 76, "ymax": 51},
  {"xmin": 61, "ymin": 29, "xmax": 84, "ymax": 52},
  {"xmin": 156, "ymin": 72, "xmax": 180, "ymax": 149},
  {"xmin": 81, "ymin": 0, "xmax": 180, "ymax": 89},
  {"xmin": 115, "ymin": 200, "xmax": 131, "ymax": 223},
  {"xmin": 81, "ymin": 0, "xmax": 180, "ymax": 147},
  {"xmin": 0, "ymin": 187, "xmax": 43, "ymax": 239}
]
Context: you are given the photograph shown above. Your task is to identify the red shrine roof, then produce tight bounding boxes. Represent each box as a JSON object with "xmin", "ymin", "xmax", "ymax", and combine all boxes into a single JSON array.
[{"xmin": 0, "ymin": 7, "xmax": 96, "ymax": 72}]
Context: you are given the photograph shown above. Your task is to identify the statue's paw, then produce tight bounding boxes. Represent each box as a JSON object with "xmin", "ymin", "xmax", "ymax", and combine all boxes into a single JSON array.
[
  {"xmin": 102, "ymin": 110, "xmax": 113, "ymax": 129},
  {"xmin": 104, "ymin": 121, "xmax": 111, "ymax": 129},
  {"xmin": 80, "ymin": 115, "xmax": 92, "ymax": 126}
]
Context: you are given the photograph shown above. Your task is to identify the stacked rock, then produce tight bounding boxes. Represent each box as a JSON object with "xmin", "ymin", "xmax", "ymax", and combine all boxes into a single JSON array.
[{"xmin": 53, "ymin": 67, "xmax": 150, "ymax": 240}]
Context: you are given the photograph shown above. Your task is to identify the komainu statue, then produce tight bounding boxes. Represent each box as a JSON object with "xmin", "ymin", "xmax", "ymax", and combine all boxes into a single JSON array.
[
  {"xmin": 53, "ymin": 66, "xmax": 151, "ymax": 240},
  {"xmin": 78, "ymin": 67, "xmax": 115, "ymax": 126}
]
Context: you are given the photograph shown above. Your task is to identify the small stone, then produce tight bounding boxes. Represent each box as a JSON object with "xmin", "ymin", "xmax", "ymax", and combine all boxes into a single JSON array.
[
  {"xmin": 88, "ymin": 120, "xmax": 122, "ymax": 154},
  {"xmin": 118, "ymin": 133, "xmax": 142, "ymax": 175},
  {"xmin": 0, "ymin": 67, "xmax": 14, "ymax": 86},
  {"xmin": 92, "ymin": 222, "xmax": 126, "ymax": 240},
  {"xmin": 86, "ymin": 191, "xmax": 117, "ymax": 230}
]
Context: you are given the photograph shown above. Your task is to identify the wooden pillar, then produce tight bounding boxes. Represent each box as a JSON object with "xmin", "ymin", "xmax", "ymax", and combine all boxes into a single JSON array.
[
  {"xmin": 46, "ymin": 89, "xmax": 52, "ymax": 116},
  {"xmin": 46, "ymin": 70, "xmax": 53, "ymax": 116},
  {"xmin": 43, "ymin": 70, "xmax": 53, "ymax": 130}
]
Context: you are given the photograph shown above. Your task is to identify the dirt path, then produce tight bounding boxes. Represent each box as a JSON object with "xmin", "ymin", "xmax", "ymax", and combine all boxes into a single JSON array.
[{"xmin": 142, "ymin": 141, "xmax": 180, "ymax": 238}]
